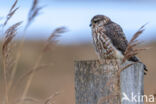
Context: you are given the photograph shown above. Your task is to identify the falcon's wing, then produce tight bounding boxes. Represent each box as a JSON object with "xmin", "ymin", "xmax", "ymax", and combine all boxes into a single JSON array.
[
  {"xmin": 104, "ymin": 22, "xmax": 128, "ymax": 54},
  {"xmin": 104, "ymin": 22, "xmax": 148, "ymax": 73}
]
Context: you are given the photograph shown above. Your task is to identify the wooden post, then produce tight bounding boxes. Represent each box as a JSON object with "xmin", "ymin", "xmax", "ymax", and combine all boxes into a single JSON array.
[{"xmin": 75, "ymin": 60, "xmax": 144, "ymax": 104}]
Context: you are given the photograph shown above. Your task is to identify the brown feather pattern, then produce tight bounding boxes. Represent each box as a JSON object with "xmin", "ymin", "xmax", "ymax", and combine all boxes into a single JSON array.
[{"xmin": 90, "ymin": 15, "xmax": 148, "ymax": 73}]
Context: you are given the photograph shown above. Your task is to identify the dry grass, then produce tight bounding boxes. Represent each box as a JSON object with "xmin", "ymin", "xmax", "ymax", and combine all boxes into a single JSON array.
[
  {"xmin": 19, "ymin": 27, "xmax": 66, "ymax": 104},
  {"xmin": 43, "ymin": 27, "xmax": 67, "ymax": 52},
  {"xmin": 0, "ymin": 0, "xmax": 66, "ymax": 104},
  {"xmin": 3, "ymin": 0, "xmax": 19, "ymax": 27},
  {"xmin": 2, "ymin": 22, "xmax": 22, "ymax": 104},
  {"xmin": 123, "ymin": 24, "xmax": 148, "ymax": 63},
  {"xmin": 10, "ymin": 0, "xmax": 43, "ymax": 92},
  {"xmin": 15, "ymin": 91, "xmax": 61, "ymax": 104},
  {"xmin": 25, "ymin": 0, "xmax": 42, "ymax": 30}
]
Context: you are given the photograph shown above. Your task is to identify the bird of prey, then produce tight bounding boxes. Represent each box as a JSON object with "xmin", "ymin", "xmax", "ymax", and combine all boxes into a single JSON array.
[{"xmin": 90, "ymin": 15, "xmax": 147, "ymax": 73}]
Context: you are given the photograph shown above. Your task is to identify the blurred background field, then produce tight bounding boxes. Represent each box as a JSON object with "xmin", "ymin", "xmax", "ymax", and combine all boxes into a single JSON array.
[
  {"xmin": 0, "ymin": 0, "xmax": 156, "ymax": 104},
  {"xmin": 1, "ymin": 41, "xmax": 156, "ymax": 104}
]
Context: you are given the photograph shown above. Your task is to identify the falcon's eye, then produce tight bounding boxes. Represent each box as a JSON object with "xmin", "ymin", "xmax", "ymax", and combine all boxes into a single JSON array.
[{"xmin": 93, "ymin": 20, "xmax": 99, "ymax": 23}]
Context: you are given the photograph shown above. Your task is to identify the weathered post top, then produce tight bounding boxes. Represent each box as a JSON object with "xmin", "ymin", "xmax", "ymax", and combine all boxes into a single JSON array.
[{"xmin": 74, "ymin": 60, "xmax": 144, "ymax": 104}]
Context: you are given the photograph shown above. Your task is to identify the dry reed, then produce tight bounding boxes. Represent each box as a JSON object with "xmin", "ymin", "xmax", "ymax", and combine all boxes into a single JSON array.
[
  {"xmin": 43, "ymin": 27, "xmax": 67, "ymax": 52},
  {"xmin": 8, "ymin": 0, "xmax": 43, "ymax": 92},
  {"xmin": 14, "ymin": 92, "xmax": 61, "ymax": 104},
  {"xmin": 25, "ymin": 0, "xmax": 42, "ymax": 30},
  {"xmin": 3, "ymin": 0, "xmax": 19, "ymax": 26},
  {"xmin": 19, "ymin": 27, "xmax": 66, "ymax": 104},
  {"xmin": 2, "ymin": 22, "xmax": 22, "ymax": 55},
  {"xmin": 12, "ymin": 64, "xmax": 50, "ymax": 92},
  {"xmin": 123, "ymin": 24, "xmax": 148, "ymax": 62},
  {"xmin": 9, "ymin": 0, "xmax": 43, "ymax": 90},
  {"xmin": 43, "ymin": 91, "xmax": 61, "ymax": 104},
  {"xmin": 15, "ymin": 97, "xmax": 40, "ymax": 104},
  {"xmin": 0, "ymin": 1, "xmax": 19, "ymax": 103},
  {"xmin": 2, "ymin": 22, "xmax": 22, "ymax": 104},
  {"xmin": 1, "ymin": 0, "xmax": 66, "ymax": 104}
]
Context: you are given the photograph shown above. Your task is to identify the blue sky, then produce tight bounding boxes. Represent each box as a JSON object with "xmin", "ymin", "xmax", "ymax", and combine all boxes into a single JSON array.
[{"xmin": 0, "ymin": 0, "xmax": 156, "ymax": 44}]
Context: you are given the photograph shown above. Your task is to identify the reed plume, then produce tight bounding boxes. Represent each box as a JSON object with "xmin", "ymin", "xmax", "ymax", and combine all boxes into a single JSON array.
[
  {"xmin": 25, "ymin": 0, "xmax": 42, "ymax": 30},
  {"xmin": 43, "ymin": 27, "xmax": 67, "ymax": 52},
  {"xmin": 3, "ymin": 0, "xmax": 19, "ymax": 26},
  {"xmin": 123, "ymin": 24, "xmax": 148, "ymax": 63},
  {"xmin": 2, "ymin": 22, "xmax": 22, "ymax": 55},
  {"xmin": 2, "ymin": 22, "xmax": 22, "ymax": 104},
  {"xmin": 8, "ymin": 0, "xmax": 43, "ymax": 93},
  {"xmin": 1, "ymin": 0, "xmax": 66, "ymax": 104}
]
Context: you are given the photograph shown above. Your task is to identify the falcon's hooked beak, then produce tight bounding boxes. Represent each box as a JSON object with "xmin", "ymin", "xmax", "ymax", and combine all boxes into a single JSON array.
[
  {"xmin": 89, "ymin": 23, "xmax": 92, "ymax": 27},
  {"xmin": 90, "ymin": 20, "xmax": 94, "ymax": 27}
]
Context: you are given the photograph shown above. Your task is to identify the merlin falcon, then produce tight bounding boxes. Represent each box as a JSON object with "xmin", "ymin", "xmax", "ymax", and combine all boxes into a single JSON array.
[{"xmin": 90, "ymin": 15, "xmax": 147, "ymax": 74}]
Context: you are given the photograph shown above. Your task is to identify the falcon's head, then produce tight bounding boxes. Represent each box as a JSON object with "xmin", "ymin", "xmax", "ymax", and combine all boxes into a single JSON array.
[{"xmin": 90, "ymin": 15, "xmax": 111, "ymax": 27}]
